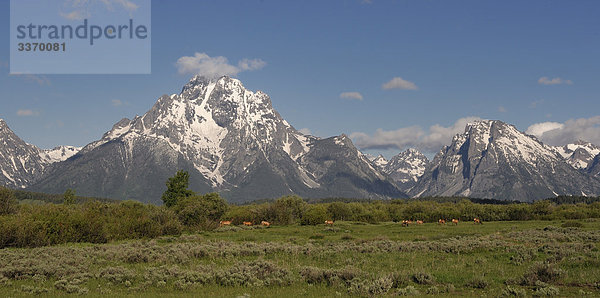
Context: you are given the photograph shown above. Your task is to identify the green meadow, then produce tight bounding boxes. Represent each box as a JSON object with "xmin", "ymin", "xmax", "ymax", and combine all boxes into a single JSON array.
[{"xmin": 1, "ymin": 219, "xmax": 599, "ymax": 297}]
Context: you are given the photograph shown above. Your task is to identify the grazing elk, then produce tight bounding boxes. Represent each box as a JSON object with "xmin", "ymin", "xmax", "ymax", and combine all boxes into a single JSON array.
[
  {"xmin": 325, "ymin": 220, "xmax": 334, "ymax": 225},
  {"xmin": 402, "ymin": 220, "xmax": 410, "ymax": 227},
  {"xmin": 219, "ymin": 220, "xmax": 232, "ymax": 227},
  {"xmin": 261, "ymin": 221, "xmax": 271, "ymax": 227},
  {"xmin": 451, "ymin": 219, "xmax": 459, "ymax": 225},
  {"xmin": 243, "ymin": 221, "xmax": 253, "ymax": 226},
  {"xmin": 474, "ymin": 218, "xmax": 482, "ymax": 224},
  {"xmin": 416, "ymin": 220, "xmax": 424, "ymax": 225},
  {"xmin": 438, "ymin": 219, "xmax": 446, "ymax": 225}
]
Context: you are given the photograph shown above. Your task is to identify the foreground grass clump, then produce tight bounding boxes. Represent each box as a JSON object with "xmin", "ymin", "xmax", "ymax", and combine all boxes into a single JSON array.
[{"xmin": 0, "ymin": 220, "xmax": 599, "ymax": 297}]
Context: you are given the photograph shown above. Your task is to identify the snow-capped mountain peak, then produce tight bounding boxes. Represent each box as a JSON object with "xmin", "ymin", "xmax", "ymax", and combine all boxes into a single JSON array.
[
  {"xmin": 553, "ymin": 140, "xmax": 600, "ymax": 169},
  {"xmin": 410, "ymin": 120, "xmax": 600, "ymax": 201}
]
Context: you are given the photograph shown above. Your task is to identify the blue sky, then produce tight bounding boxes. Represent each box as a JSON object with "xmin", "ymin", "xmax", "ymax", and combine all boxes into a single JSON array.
[{"xmin": 1, "ymin": 0, "xmax": 600, "ymax": 158}]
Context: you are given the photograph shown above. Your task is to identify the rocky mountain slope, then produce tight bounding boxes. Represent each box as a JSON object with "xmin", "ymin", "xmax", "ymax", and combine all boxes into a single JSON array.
[
  {"xmin": 409, "ymin": 120, "xmax": 600, "ymax": 201},
  {"xmin": 0, "ymin": 119, "xmax": 79, "ymax": 188}
]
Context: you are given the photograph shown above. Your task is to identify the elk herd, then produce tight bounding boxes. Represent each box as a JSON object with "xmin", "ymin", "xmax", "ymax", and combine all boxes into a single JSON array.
[
  {"xmin": 219, "ymin": 220, "xmax": 271, "ymax": 227},
  {"xmin": 218, "ymin": 218, "xmax": 483, "ymax": 228},
  {"xmin": 401, "ymin": 218, "xmax": 483, "ymax": 226}
]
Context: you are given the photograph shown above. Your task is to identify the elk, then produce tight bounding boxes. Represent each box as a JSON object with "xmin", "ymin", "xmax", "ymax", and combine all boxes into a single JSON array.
[
  {"xmin": 474, "ymin": 218, "xmax": 482, "ymax": 224},
  {"xmin": 325, "ymin": 220, "xmax": 334, "ymax": 225},
  {"xmin": 402, "ymin": 220, "xmax": 410, "ymax": 227},
  {"xmin": 261, "ymin": 221, "xmax": 271, "ymax": 227},
  {"xmin": 219, "ymin": 220, "xmax": 232, "ymax": 227},
  {"xmin": 243, "ymin": 221, "xmax": 253, "ymax": 226},
  {"xmin": 416, "ymin": 220, "xmax": 424, "ymax": 225},
  {"xmin": 451, "ymin": 219, "xmax": 459, "ymax": 225},
  {"xmin": 438, "ymin": 219, "xmax": 446, "ymax": 225}
]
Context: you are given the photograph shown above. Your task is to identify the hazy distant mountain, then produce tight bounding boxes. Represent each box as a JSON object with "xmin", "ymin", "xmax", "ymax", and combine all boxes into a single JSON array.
[
  {"xmin": 369, "ymin": 149, "xmax": 429, "ymax": 191},
  {"xmin": 410, "ymin": 120, "xmax": 600, "ymax": 201},
  {"xmin": 29, "ymin": 76, "xmax": 404, "ymax": 203}
]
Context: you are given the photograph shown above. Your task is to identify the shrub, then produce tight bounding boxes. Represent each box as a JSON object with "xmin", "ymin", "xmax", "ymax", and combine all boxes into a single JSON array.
[
  {"xmin": 501, "ymin": 286, "xmax": 527, "ymax": 297},
  {"xmin": 520, "ymin": 263, "xmax": 564, "ymax": 285},
  {"xmin": 397, "ymin": 285, "xmax": 420, "ymax": 296},
  {"xmin": 561, "ymin": 221, "xmax": 584, "ymax": 228},
  {"xmin": 0, "ymin": 187, "xmax": 17, "ymax": 215},
  {"xmin": 466, "ymin": 277, "xmax": 489, "ymax": 289},
  {"xmin": 412, "ymin": 271, "xmax": 435, "ymax": 285},
  {"xmin": 534, "ymin": 285, "xmax": 560, "ymax": 296}
]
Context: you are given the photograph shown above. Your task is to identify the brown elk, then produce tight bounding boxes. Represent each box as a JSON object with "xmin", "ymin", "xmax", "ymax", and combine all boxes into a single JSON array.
[
  {"xmin": 261, "ymin": 221, "xmax": 271, "ymax": 227},
  {"xmin": 402, "ymin": 220, "xmax": 410, "ymax": 227},
  {"xmin": 416, "ymin": 220, "xmax": 424, "ymax": 225},
  {"xmin": 438, "ymin": 219, "xmax": 446, "ymax": 225},
  {"xmin": 451, "ymin": 219, "xmax": 459, "ymax": 225},
  {"xmin": 243, "ymin": 221, "xmax": 253, "ymax": 226},
  {"xmin": 219, "ymin": 220, "xmax": 232, "ymax": 227},
  {"xmin": 474, "ymin": 218, "xmax": 482, "ymax": 224},
  {"xmin": 325, "ymin": 220, "xmax": 334, "ymax": 225}
]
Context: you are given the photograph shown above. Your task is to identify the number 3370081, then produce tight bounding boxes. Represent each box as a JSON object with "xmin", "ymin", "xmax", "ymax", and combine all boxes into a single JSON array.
[{"xmin": 18, "ymin": 43, "xmax": 66, "ymax": 52}]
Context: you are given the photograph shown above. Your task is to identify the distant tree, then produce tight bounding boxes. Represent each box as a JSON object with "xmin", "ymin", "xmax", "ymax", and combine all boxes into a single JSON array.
[
  {"xmin": 301, "ymin": 204, "xmax": 328, "ymax": 225},
  {"xmin": 63, "ymin": 189, "xmax": 76, "ymax": 205},
  {"xmin": 0, "ymin": 186, "xmax": 17, "ymax": 215},
  {"xmin": 272, "ymin": 195, "xmax": 307, "ymax": 225},
  {"xmin": 174, "ymin": 192, "xmax": 229, "ymax": 228},
  {"xmin": 162, "ymin": 170, "xmax": 195, "ymax": 207}
]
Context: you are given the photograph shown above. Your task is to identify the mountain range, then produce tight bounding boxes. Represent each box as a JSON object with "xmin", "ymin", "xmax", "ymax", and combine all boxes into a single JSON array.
[
  {"xmin": 16, "ymin": 76, "xmax": 403, "ymax": 203},
  {"xmin": 1, "ymin": 76, "xmax": 600, "ymax": 203}
]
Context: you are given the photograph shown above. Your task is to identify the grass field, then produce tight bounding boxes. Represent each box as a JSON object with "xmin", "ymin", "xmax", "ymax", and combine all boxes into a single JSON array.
[{"xmin": 1, "ymin": 219, "xmax": 599, "ymax": 297}]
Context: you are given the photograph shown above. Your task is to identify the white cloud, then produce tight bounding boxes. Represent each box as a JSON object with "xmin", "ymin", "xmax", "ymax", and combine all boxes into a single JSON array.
[
  {"xmin": 298, "ymin": 128, "xmax": 312, "ymax": 135},
  {"xmin": 538, "ymin": 77, "xmax": 573, "ymax": 85},
  {"xmin": 526, "ymin": 116, "xmax": 600, "ymax": 146},
  {"xmin": 60, "ymin": 10, "xmax": 88, "ymax": 20},
  {"xmin": 525, "ymin": 122, "xmax": 564, "ymax": 138},
  {"xmin": 498, "ymin": 106, "xmax": 507, "ymax": 113},
  {"xmin": 350, "ymin": 116, "xmax": 481, "ymax": 152},
  {"xmin": 17, "ymin": 109, "xmax": 40, "ymax": 117},
  {"xmin": 382, "ymin": 77, "xmax": 418, "ymax": 90},
  {"xmin": 340, "ymin": 92, "xmax": 363, "ymax": 101},
  {"xmin": 176, "ymin": 52, "xmax": 266, "ymax": 78},
  {"xmin": 61, "ymin": 0, "xmax": 139, "ymax": 21}
]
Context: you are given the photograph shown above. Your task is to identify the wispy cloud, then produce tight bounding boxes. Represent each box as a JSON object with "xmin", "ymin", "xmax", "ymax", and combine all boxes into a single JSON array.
[
  {"xmin": 11, "ymin": 74, "xmax": 51, "ymax": 86},
  {"xmin": 526, "ymin": 116, "xmax": 600, "ymax": 146},
  {"xmin": 350, "ymin": 116, "xmax": 481, "ymax": 152},
  {"xmin": 176, "ymin": 52, "xmax": 266, "ymax": 78},
  {"xmin": 340, "ymin": 92, "xmax": 363, "ymax": 101},
  {"xmin": 382, "ymin": 77, "xmax": 418, "ymax": 90},
  {"xmin": 111, "ymin": 99, "xmax": 129, "ymax": 106},
  {"xmin": 17, "ymin": 109, "xmax": 40, "ymax": 117},
  {"xmin": 498, "ymin": 106, "xmax": 507, "ymax": 113},
  {"xmin": 530, "ymin": 99, "xmax": 545, "ymax": 109},
  {"xmin": 538, "ymin": 77, "xmax": 573, "ymax": 85},
  {"xmin": 60, "ymin": 0, "xmax": 140, "ymax": 20}
]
